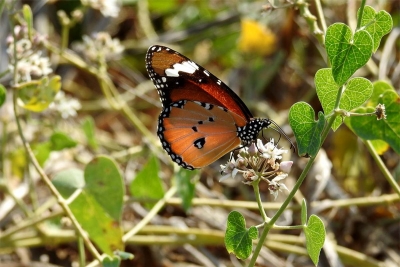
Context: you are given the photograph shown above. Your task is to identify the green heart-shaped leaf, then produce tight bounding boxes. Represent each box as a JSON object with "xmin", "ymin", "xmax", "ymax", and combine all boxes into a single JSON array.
[
  {"xmin": 289, "ymin": 102, "xmax": 325, "ymax": 157},
  {"xmin": 358, "ymin": 6, "xmax": 393, "ymax": 52},
  {"xmin": 347, "ymin": 91, "xmax": 400, "ymax": 154},
  {"xmin": 315, "ymin": 68, "xmax": 373, "ymax": 131},
  {"xmin": 325, "ymin": 23, "xmax": 373, "ymax": 86},
  {"xmin": 304, "ymin": 215, "xmax": 326, "ymax": 266},
  {"xmin": 225, "ymin": 211, "xmax": 258, "ymax": 259},
  {"xmin": 102, "ymin": 256, "xmax": 121, "ymax": 267},
  {"xmin": 368, "ymin": 81, "xmax": 394, "ymax": 107},
  {"xmin": 85, "ymin": 156, "xmax": 125, "ymax": 221},
  {"xmin": 53, "ymin": 156, "xmax": 125, "ymax": 255}
]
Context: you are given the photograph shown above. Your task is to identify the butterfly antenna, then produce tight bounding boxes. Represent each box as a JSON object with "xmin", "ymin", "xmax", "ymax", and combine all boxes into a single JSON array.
[{"xmin": 269, "ymin": 120, "xmax": 296, "ymax": 153}]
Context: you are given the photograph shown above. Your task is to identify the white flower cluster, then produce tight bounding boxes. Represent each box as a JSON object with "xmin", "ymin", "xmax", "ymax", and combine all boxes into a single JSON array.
[
  {"xmin": 81, "ymin": 0, "xmax": 120, "ymax": 18},
  {"xmin": 7, "ymin": 26, "xmax": 52, "ymax": 83},
  {"xmin": 220, "ymin": 139, "xmax": 293, "ymax": 199},
  {"xmin": 48, "ymin": 91, "xmax": 81, "ymax": 119},
  {"xmin": 74, "ymin": 32, "xmax": 124, "ymax": 65}
]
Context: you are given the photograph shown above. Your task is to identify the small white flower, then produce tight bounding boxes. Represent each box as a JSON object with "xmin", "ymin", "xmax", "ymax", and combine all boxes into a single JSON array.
[
  {"xmin": 73, "ymin": 32, "xmax": 124, "ymax": 64},
  {"xmin": 7, "ymin": 27, "xmax": 51, "ymax": 83},
  {"xmin": 219, "ymin": 158, "xmax": 240, "ymax": 182},
  {"xmin": 259, "ymin": 139, "xmax": 287, "ymax": 162},
  {"xmin": 81, "ymin": 0, "xmax": 120, "ymax": 17},
  {"xmin": 268, "ymin": 173, "xmax": 289, "ymax": 200},
  {"xmin": 49, "ymin": 91, "xmax": 81, "ymax": 119}
]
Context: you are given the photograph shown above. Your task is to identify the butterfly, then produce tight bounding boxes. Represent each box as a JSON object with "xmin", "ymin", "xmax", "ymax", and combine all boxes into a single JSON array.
[{"xmin": 145, "ymin": 45, "xmax": 293, "ymax": 170}]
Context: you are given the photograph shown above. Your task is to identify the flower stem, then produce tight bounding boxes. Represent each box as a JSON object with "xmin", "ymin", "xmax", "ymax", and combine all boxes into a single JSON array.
[{"xmin": 252, "ymin": 179, "xmax": 269, "ymax": 222}]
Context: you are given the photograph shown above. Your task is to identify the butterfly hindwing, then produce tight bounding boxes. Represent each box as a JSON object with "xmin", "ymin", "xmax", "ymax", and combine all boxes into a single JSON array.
[{"xmin": 158, "ymin": 101, "xmax": 245, "ymax": 169}]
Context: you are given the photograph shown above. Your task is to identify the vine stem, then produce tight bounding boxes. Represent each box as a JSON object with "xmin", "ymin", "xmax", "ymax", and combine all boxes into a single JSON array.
[
  {"xmin": 248, "ymin": 113, "xmax": 338, "ymax": 266},
  {"xmin": 364, "ymin": 140, "xmax": 400, "ymax": 196},
  {"xmin": 356, "ymin": 0, "xmax": 367, "ymax": 31},
  {"xmin": 314, "ymin": 0, "xmax": 327, "ymax": 33},
  {"xmin": 12, "ymin": 92, "xmax": 103, "ymax": 262},
  {"xmin": 248, "ymin": 81, "xmax": 345, "ymax": 266}
]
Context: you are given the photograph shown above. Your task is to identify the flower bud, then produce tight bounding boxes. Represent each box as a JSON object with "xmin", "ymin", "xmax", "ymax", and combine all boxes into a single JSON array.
[{"xmin": 279, "ymin": 161, "xmax": 293, "ymax": 173}]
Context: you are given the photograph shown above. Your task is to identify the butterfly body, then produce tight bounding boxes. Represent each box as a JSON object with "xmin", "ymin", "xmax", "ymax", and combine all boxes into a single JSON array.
[{"xmin": 146, "ymin": 45, "xmax": 273, "ymax": 170}]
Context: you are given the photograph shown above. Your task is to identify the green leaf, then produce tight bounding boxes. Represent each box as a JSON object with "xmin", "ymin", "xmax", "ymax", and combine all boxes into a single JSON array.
[
  {"xmin": 288, "ymin": 102, "xmax": 325, "ymax": 157},
  {"xmin": 358, "ymin": 6, "xmax": 393, "ymax": 52},
  {"xmin": 304, "ymin": 215, "xmax": 326, "ymax": 266},
  {"xmin": 32, "ymin": 141, "xmax": 51, "ymax": 166},
  {"xmin": 52, "ymin": 168, "xmax": 85, "ymax": 198},
  {"xmin": 369, "ymin": 139, "xmax": 390, "ymax": 155},
  {"xmin": 347, "ymin": 91, "xmax": 400, "ymax": 154},
  {"xmin": 0, "ymin": 84, "xmax": 6, "ymax": 107},
  {"xmin": 85, "ymin": 156, "xmax": 125, "ymax": 221},
  {"xmin": 315, "ymin": 68, "xmax": 340, "ymax": 130},
  {"xmin": 50, "ymin": 132, "xmax": 78, "ymax": 151},
  {"xmin": 341, "ymin": 77, "xmax": 373, "ymax": 110},
  {"xmin": 18, "ymin": 76, "xmax": 61, "ymax": 112},
  {"xmin": 301, "ymin": 199, "xmax": 307, "ymax": 226},
  {"xmin": 71, "ymin": 192, "xmax": 123, "ymax": 255},
  {"xmin": 368, "ymin": 81, "xmax": 394, "ymax": 107},
  {"xmin": 225, "ymin": 211, "xmax": 258, "ymax": 260},
  {"xmin": 53, "ymin": 156, "xmax": 125, "ymax": 255},
  {"xmin": 102, "ymin": 255, "xmax": 121, "ymax": 267},
  {"xmin": 82, "ymin": 116, "xmax": 98, "ymax": 150},
  {"xmin": 176, "ymin": 169, "xmax": 197, "ymax": 212},
  {"xmin": 130, "ymin": 156, "xmax": 164, "ymax": 209},
  {"xmin": 315, "ymin": 68, "xmax": 373, "ymax": 130},
  {"xmin": 325, "ymin": 23, "xmax": 373, "ymax": 86}
]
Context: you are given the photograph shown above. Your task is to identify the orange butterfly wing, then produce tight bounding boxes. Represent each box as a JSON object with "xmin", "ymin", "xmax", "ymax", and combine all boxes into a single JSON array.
[{"xmin": 160, "ymin": 101, "xmax": 246, "ymax": 169}]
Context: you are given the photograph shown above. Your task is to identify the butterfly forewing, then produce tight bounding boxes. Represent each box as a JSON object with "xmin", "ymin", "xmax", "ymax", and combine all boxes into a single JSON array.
[{"xmin": 146, "ymin": 45, "xmax": 253, "ymax": 122}]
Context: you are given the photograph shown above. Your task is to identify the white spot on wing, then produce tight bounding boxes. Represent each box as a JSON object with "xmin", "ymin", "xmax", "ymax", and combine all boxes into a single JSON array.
[{"xmin": 165, "ymin": 61, "xmax": 199, "ymax": 77}]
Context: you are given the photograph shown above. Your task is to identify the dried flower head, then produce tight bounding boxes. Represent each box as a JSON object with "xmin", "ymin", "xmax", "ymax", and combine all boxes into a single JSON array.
[
  {"xmin": 220, "ymin": 139, "xmax": 292, "ymax": 199},
  {"xmin": 375, "ymin": 104, "xmax": 386, "ymax": 120}
]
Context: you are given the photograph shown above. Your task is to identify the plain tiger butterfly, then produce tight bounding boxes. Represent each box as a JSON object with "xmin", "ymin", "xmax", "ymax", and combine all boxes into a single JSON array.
[{"xmin": 146, "ymin": 45, "xmax": 293, "ymax": 170}]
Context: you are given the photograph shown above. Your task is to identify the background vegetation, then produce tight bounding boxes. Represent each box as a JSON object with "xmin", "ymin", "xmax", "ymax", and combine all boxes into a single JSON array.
[{"xmin": 0, "ymin": 0, "xmax": 399, "ymax": 266}]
